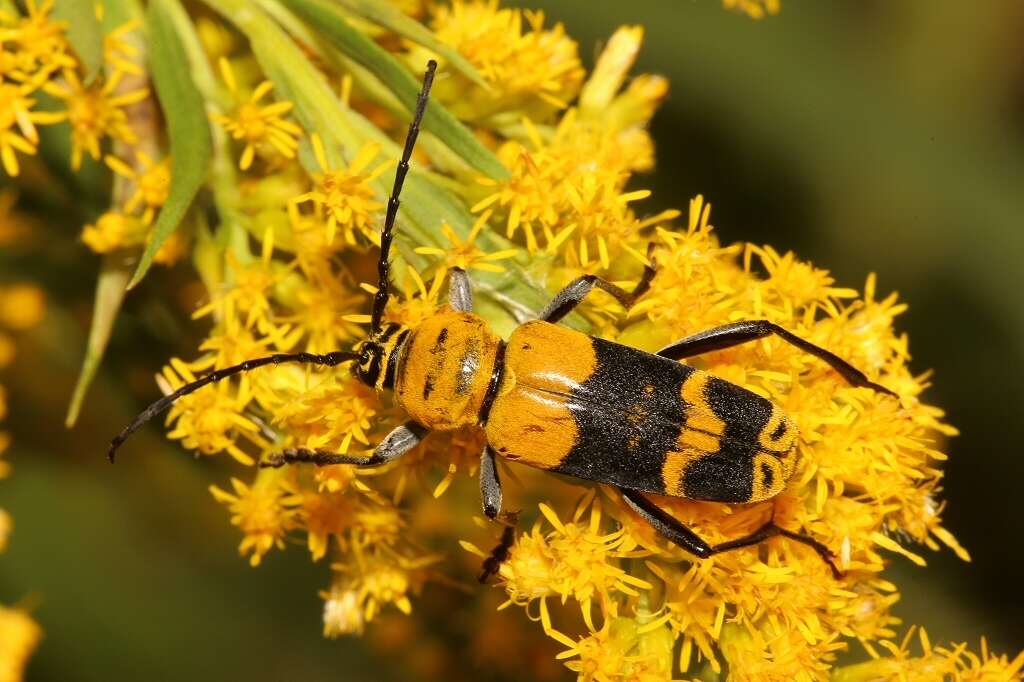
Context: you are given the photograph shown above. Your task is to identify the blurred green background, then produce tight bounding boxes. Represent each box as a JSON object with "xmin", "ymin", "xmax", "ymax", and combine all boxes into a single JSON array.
[{"xmin": 2, "ymin": 0, "xmax": 1023, "ymax": 678}]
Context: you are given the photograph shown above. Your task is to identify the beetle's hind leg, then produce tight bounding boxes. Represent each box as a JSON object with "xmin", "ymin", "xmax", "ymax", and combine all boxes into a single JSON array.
[
  {"xmin": 657, "ymin": 320, "xmax": 896, "ymax": 397},
  {"xmin": 261, "ymin": 421, "xmax": 428, "ymax": 468},
  {"xmin": 619, "ymin": 488, "xmax": 843, "ymax": 578},
  {"xmin": 539, "ymin": 248, "xmax": 657, "ymax": 323},
  {"xmin": 712, "ymin": 521, "xmax": 843, "ymax": 578}
]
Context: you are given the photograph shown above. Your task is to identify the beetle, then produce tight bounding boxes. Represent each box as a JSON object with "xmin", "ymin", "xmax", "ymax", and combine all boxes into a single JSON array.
[{"xmin": 110, "ymin": 60, "xmax": 896, "ymax": 578}]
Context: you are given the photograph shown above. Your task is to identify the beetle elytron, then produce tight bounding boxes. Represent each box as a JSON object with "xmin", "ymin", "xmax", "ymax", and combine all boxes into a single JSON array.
[{"xmin": 110, "ymin": 61, "xmax": 896, "ymax": 578}]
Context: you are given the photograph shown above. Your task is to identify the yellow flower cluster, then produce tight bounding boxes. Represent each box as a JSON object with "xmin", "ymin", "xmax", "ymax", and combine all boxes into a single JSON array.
[
  {"xmin": 30, "ymin": 0, "xmax": 1018, "ymax": 680},
  {"xmin": 471, "ymin": 27, "xmax": 676, "ymax": 276},
  {"xmin": 0, "ymin": 2, "xmax": 147, "ymax": 175},
  {"xmin": 0, "ymin": 279, "xmax": 44, "ymax": 681},
  {"xmin": 0, "ymin": 2, "xmax": 186, "ymax": 265}
]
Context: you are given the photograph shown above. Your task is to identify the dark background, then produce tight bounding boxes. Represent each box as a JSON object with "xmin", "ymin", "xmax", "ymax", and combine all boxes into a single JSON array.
[{"xmin": 1, "ymin": 1, "xmax": 1022, "ymax": 678}]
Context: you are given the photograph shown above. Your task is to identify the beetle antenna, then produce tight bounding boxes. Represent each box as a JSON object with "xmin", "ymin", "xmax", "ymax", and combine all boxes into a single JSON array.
[
  {"xmin": 371, "ymin": 59, "xmax": 437, "ymax": 335},
  {"xmin": 108, "ymin": 350, "xmax": 360, "ymax": 463}
]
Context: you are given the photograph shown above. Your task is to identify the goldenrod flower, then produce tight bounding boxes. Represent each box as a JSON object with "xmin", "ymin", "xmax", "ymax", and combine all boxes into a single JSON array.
[
  {"xmin": 0, "ymin": 81, "xmax": 62, "ymax": 176},
  {"xmin": 413, "ymin": 210, "xmax": 519, "ymax": 275},
  {"xmin": 272, "ymin": 374, "xmax": 379, "ymax": 455},
  {"xmin": 105, "ymin": 152, "xmax": 171, "ymax": 224},
  {"xmin": 0, "ymin": 0, "xmax": 75, "ymax": 81},
  {"xmin": 321, "ymin": 585, "xmax": 366, "ymax": 637},
  {"xmin": 481, "ymin": 493, "xmax": 652, "ymax": 630},
  {"xmin": 210, "ymin": 475, "xmax": 300, "ymax": 566},
  {"xmin": 546, "ymin": 617, "xmax": 674, "ymax": 682},
  {"xmin": 292, "ymin": 134, "xmax": 391, "ymax": 246},
  {"xmin": 472, "ymin": 28, "xmax": 676, "ymax": 271},
  {"xmin": 81, "ymin": 210, "xmax": 148, "ymax": 254},
  {"xmin": 329, "ymin": 544, "xmax": 440, "ymax": 623},
  {"xmin": 211, "ymin": 58, "xmax": 302, "ymax": 171},
  {"xmin": 44, "ymin": 69, "xmax": 148, "ymax": 170},
  {"xmin": 427, "ymin": 0, "xmax": 584, "ymax": 119},
  {"xmin": 159, "ymin": 360, "xmax": 267, "ymax": 465},
  {"xmin": 103, "ymin": 20, "xmax": 144, "ymax": 77}
]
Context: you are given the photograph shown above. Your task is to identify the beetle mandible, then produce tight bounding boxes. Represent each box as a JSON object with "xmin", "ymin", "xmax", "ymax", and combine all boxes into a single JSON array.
[{"xmin": 110, "ymin": 61, "xmax": 896, "ymax": 578}]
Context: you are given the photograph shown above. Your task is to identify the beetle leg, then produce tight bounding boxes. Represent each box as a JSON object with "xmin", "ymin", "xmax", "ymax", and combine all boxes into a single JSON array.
[
  {"xmin": 448, "ymin": 267, "xmax": 473, "ymax": 312},
  {"xmin": 540, "ymin": 253, "xmax": 657, "ymax": 323},
  {"xmin": 619, "ymin": 487, "xmax": 713, "ymax": 558},
  {"xmin": 619, "ymin": 488, "xmax": 843, "ymax": 577},
  {"xmin": 479, "ymin": 445, "xmax": 502, "ymax": 519},
  {"xmin": 657, "ymin": 320, "xmax": 897, "ymax": 396},
  {"xmin": 711, "ymin": 521, "xmax": 843, "ymax": 578},
  {"xmin": 261, "ymin": 421, "xmax": 428, "ymax": 468}
]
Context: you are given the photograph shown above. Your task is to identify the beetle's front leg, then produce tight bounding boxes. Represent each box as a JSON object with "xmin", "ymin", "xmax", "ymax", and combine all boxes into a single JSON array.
[
  {"xmin": 261, "ymin": 421, "xmax": 429, "ymax": 468},
  {"xmin": 479, "ymin": 445, "xmax": 502, "ymax": 519}
]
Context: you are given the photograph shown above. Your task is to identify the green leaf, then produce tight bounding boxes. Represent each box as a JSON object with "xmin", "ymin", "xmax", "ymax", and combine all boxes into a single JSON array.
[
  {"xmin": 66, "ymin": 256, "xmax": 133, "ymax": 427},
  {"xmin": 52, "ymin": 0, "xmax": 104, "ymax": 78},
  {"xmin": 128, "ymin": 0, "xmax": 212, "ymax": 289},
  {"xmin": 331, "ymin": 0, "xmax": 488, "ymax": 90},
  {"xmin": 279, "ymin": 0, "xmax": 508, "ymax": 180}
]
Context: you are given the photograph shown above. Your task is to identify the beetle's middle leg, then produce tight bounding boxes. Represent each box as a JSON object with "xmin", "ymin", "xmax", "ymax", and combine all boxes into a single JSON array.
[
  {"xmin": 448, "ymin": 267, "xmax": 473, "ymax": 312},
  {"xmin": 539, "ymin": 253, "xmax": 657, "ymax": 323},
  {"xmin": 619, "ymin": 487, "xmax": 842, "ymax": 578},
  {"xmin": 261, "ymin": 421, "xmax": 428, "ymax": 468},
  {"xmin": 479, "ymin": 445, "xmax": 503, "ymax": 519}
]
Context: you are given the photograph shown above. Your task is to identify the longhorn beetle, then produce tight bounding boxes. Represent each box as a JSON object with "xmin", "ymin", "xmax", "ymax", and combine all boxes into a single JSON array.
[{"xmin": 110, "ymin": 60, "xmax": 897, "ymax": 578}]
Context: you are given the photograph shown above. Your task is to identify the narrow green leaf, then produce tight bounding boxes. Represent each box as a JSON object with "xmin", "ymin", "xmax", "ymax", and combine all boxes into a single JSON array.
[
  {"xmin": 332, "ymin": 0, "xmax": 488, "ymax": 90},
  {"xmin": 53, "ymin": 0, "xmax": 104, "ymax": 78},
  {"xmin": 64, "ymin": 1, "xmax": 147, "ymax": 427},
  {"xmin": 66, "ymin": 256, "xmax": 133, "ymax": 427},
  {"xmin": 127, "ymin": 0, "xmax": 212, "ymax": 289},
  {"xmin": 279, "ymin": 0, "xmax": 508, "ymax": 180}
]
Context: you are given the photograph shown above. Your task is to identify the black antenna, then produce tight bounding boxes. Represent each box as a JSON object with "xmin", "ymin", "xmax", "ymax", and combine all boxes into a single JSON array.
[
  {"xmin": 108, "ymin": 350, "xmax": 360, "ymax": 462},
  {"xmin": 371, "ymin": 59, "xmax": 437, "ymax": 334}
]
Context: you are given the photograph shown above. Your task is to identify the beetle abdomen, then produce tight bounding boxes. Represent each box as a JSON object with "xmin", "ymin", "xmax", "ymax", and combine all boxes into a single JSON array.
[{"xmin": 485, "ymin": 321, "xmax": 797, "ymax": 504}]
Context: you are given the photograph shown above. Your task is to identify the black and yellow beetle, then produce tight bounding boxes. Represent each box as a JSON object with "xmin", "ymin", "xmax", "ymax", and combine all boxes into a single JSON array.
[{"xmin": 110, "ymin": 61, "xmax": 895, "ymax": 578}]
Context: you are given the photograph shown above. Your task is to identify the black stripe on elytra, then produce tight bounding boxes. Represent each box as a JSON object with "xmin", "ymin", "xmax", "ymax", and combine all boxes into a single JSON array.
[
  {"xmin": 553, "ymin": 337, "xmax": 690, "ymax": 493},
  {"xmin": 381, "ymin": 329, "xmax": 410, "ymax": 389},
  {"xmin": 477, "ymin": 341, "xmax": 506, "ymax": 425},
  {"xmin": 422, "ymin": 327, "xmax": 450, "ymax": 400},
  {"xmin": 681, "ymin": 376, "xmax": 772, "ymax": 503}
]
